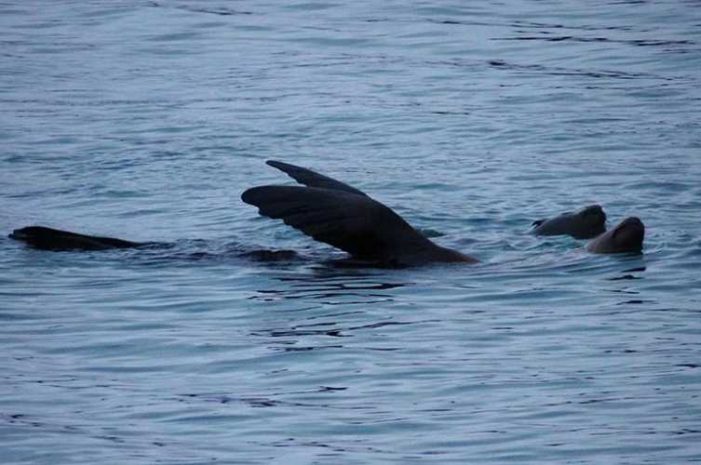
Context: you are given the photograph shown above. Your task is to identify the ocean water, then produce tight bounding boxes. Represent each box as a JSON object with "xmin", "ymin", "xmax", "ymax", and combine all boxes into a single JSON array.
[{"xmin": 1, "ymin": 1, "xmax": 700, "ymax": 464}]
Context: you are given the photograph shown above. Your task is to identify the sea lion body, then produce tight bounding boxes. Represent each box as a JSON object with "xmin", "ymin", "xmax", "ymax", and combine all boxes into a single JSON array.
[
  {"xmin": 586, "ymin": 217, "xmax": 644, "ymax": 254},
  {"xmin": 532, "ymin": 204, "xmax": 606, "ymax": 239},
  {"xmin": 9, "ymin": 226, "xmax": 303, "ymax": 263}
]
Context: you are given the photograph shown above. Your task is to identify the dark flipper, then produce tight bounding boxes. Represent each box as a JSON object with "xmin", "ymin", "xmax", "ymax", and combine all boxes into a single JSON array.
[
  {"xmin": 9, "ymin": 226, "xmax": 143, "ymax": 251},
  {"xmin": 266, "ymin": 160, "xmax": 367, "ymax": 197},
  {"xmin": 241, "ymin": 185, "xmax": 431, "ymax": 261}
]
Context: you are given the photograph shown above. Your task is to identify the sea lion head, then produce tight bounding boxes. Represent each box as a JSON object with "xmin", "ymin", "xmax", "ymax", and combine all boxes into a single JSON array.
[
  {"xmin": 10, "ymin": 226, "xmax": 70, "ymax": 250},
  {"xmin": 578, "ymin": 204, "xmax": 607, "ymax": 231},
  {"xmin": 9, "ymin": 226, "xmax": 47, "ymax": 241},
  {"xmin": 610, "ymin": 216, "xmax": 645, "ymax": 253},
  {"xmin": 567, "ymin": 204, "xmax": 607, "ymax": 239}
]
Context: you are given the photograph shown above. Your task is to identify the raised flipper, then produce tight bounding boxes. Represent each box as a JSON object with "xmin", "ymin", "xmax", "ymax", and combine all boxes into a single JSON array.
[
  {"xmin": 242, "ymin": 186, "xmax": 421, "ymax": 260},
  {"xmin": 241, "ymin": 185, "xmax": 474, "ymax": 266},
  {"xmin": 266, "ymin": 160, "xmax": 367, "ymax": 197},
  {"xmin": 9, "ymin": 226, "xmax": 143, "ymax": 251}
]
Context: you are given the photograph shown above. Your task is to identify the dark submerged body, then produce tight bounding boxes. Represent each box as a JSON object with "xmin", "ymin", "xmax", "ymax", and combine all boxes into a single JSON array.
[{"xmin": 9, "ymin": 226, "xmax": 300, "ymax": 262}]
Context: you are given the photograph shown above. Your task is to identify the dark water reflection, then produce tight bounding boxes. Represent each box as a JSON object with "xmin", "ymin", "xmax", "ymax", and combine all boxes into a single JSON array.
[{"xmin": 253, "ymin": 272, "xmax": 407, "ymax": 303}]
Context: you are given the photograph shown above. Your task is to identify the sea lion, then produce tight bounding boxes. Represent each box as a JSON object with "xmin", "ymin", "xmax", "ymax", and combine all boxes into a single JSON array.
[
  {"xmin": 241, "ymin": 160, "xmax": 478, "ymax": 267},
  {"xmin": 9, "ymin": 162, "xmax": 643, "ymax": 264},
  {"xmin": 586, "ymin": 217, "xmax": 644, "ymax": 254},
  {"xmin": 9, "ymin": 225, "xmax": 302, "ymax": 262},
  {"xmin": 531, "ymin": 204, "xmax": 606, "ymax": 239},
  {"xmin": 9, "ymin": 226, "xmax": 143, "ymax": 251}
]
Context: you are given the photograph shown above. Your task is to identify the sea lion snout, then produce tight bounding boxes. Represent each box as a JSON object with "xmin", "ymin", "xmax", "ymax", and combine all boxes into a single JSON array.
[
  {"xmin": 9, "ymin": 229, "xmax": 25, "ymax": 240},
  {"xmin": 9, "ymin": 226, "xmax": 40, "ymax": 241}
]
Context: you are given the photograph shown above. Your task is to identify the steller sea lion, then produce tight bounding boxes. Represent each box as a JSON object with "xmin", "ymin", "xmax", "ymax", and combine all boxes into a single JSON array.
[
  {"xmin": 9, "ymin": 226, "xmax": 144, "ymax": 251},
  {"xmin": 586, "ymin": 217, "xmax": 644, "ymax": 254},
  {"xmin": 9, "ymin": 161, "xmax": 646, "ymax": 264},
  {"xmin": 531, "ymin": 204, "xmax": 606, "ymax": 239},
  {"xmin": 10, "ymin": 160, "xmax": 478, "ymax": 267},
  {"xmin": 9, "ymin": 225, "xmax": 301, "ymax": 261}
]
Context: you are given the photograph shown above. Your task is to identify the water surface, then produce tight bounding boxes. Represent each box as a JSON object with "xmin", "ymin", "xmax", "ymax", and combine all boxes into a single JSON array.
[{"xmin": 2, "ymin": 1, "xmax": 700, "ymax": 464}]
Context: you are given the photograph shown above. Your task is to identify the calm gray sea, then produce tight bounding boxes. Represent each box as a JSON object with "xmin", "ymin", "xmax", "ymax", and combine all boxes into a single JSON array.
[{"xmin": 2, "ymin": 1, "xmax": 700, "ymax": 464}]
